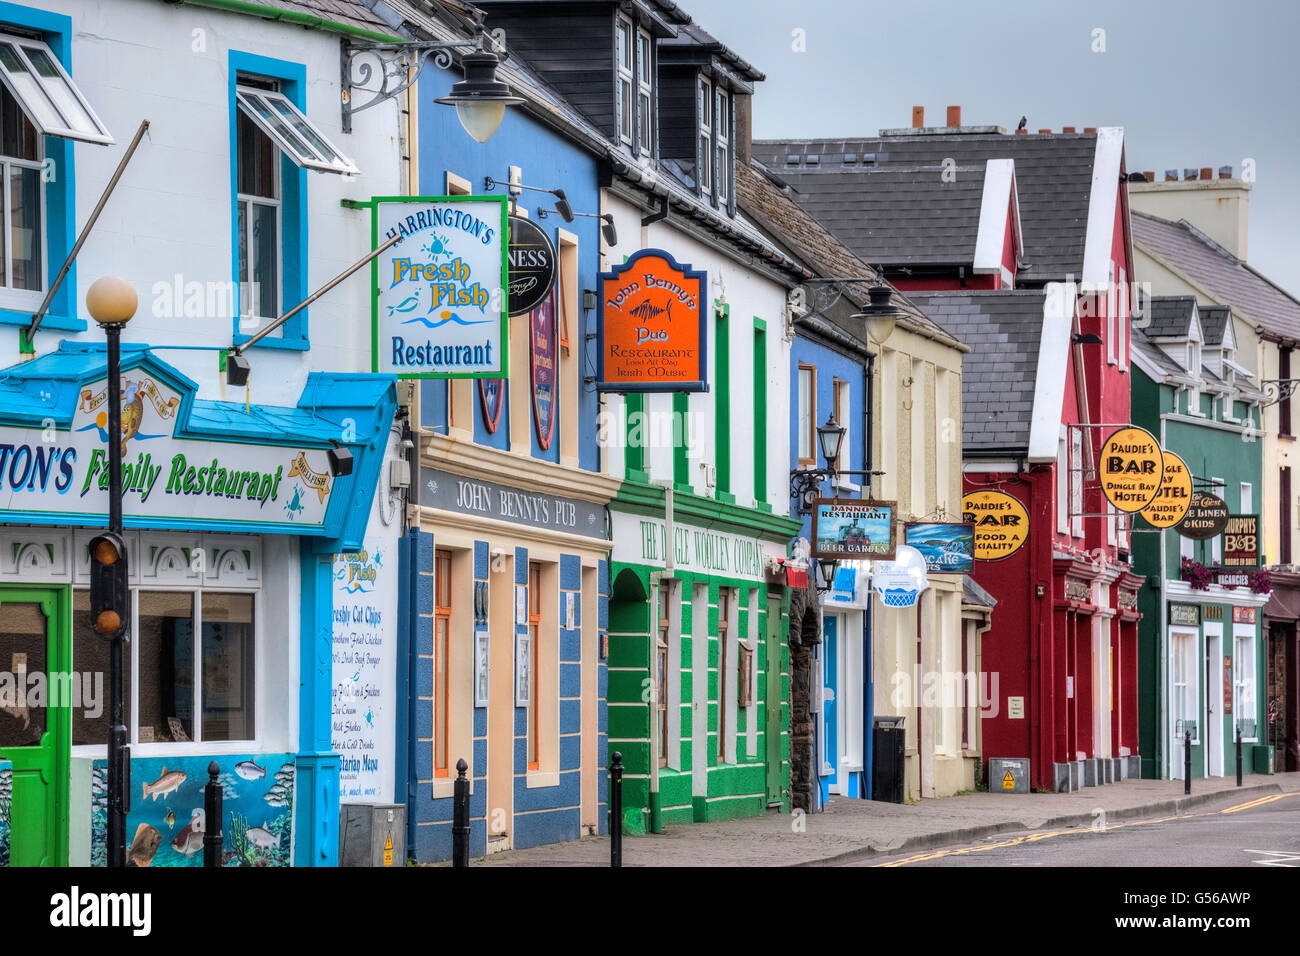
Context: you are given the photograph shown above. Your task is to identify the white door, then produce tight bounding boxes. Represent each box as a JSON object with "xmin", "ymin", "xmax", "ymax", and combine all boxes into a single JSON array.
[
  {"xmin": 1205, "ymin": 627, "xmax": 1224, "ymax": 776},
  {"xmin": 1169, "ymin": 630, "xmax": 1198, "ymax": 779}
]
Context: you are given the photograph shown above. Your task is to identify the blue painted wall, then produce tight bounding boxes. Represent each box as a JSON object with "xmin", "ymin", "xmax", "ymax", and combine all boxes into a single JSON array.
[{"xmin": 416, "ymin": 65, "xmax": 602, "ymax": 472}]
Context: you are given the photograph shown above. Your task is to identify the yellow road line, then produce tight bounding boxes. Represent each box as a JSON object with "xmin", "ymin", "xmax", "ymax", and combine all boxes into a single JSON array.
[{"xmin": 1220, "ymin": 793, "xmax": 1290, "ymax": 814}]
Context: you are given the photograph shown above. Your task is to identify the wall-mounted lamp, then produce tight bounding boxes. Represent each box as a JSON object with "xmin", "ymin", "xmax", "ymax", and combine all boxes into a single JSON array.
[
  {"xmin": 342, "ymin": 11, "xmax": 522, "ymax": 141},
  {"xmin": 328, "ymin": 440, "xmax": 354, "ymax": 478},
  {"xmin": 816, "ymin": 557, "xmax": 840, "ymax": 594},
  {"xmin": 852, "ymin": 285, "xmax": 901, "ymax": 346},
  {"xmin": 485, "ymin": 177, "xmax": 573, "ymax": 221},
  {"xmin": 539, "ymin": 207, "xmax": 617, "ymax": 245}
]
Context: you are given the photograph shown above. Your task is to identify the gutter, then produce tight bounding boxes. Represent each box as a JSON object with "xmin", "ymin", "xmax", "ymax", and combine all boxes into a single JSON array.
[{"xmin": 167, "ymin": 0, "xmax": 404, "ymax": 42}]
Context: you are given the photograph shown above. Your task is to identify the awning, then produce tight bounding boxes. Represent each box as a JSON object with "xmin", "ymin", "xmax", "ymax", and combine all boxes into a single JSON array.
[
  {"xmin": 1264, "ymin": 570, "xmax": 1300, "ymax": 622},
  {"xmin": 0, "ymin": 342, "xmax": 394, "ymax": 549}
]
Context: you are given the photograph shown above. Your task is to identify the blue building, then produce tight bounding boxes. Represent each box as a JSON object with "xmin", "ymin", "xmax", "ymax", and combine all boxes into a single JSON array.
[{"xmin": 393, "ymin": 4, "xmax": 620, "ymax": 860}]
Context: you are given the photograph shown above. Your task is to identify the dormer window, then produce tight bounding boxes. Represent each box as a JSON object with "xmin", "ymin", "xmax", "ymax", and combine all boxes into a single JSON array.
[
  {"xmin": 715, "ymin": 87, "xmax": 729, "ymax": 203},
  {"xmin": 616, "ymin": 16, "xmax": 633, "ymax": 147},
  {"xmin": 636, "ymin": 29, "xmax": 653, "ymax": 157},
  {"xmin": 615, "ymin": 16, "xmax": 653, "ymax": 156},
  {"xmin": 698, "ymin": 77, "xmax": 712, "ymax": 192}
]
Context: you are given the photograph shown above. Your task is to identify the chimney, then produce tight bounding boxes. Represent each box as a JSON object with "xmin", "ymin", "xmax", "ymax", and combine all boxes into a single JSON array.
[
  {"xmin": 912, "ymin": 105, "xmax": 925, "ymax": 128},
  {"xmin": 1083, "ymin": 126, "xmax": 1097, "ymax": 134},
  {"xmin": 734, "ymin": 93, "xmax": 753, "ymax": 167},
  {"xmin": 1164, "ymin": 169, "xmax": 1178, "ymax": 181},
  {"xmin": 1015, "ymin": 127, "xmax": 1027, "ymax": 135},
  {"xmin": 946, "ymin": 105, "xmax": 961, "ymax": 127},
  {"xmin": 1200, "ymin": 166, "xmax": 1212, "ymax": 181},
  {"xmin": 1143, "ymin": 170, "xmax": 1155, "ymax": 183},
  {"xmin": 1062, "ymin": 126, "xmax": 1076, "ymax": 134},
  {"xmin": 1184, "ymin": 168, "xmax": 1198, "ymax": 181},
  {"xmin": 1038, "ymin": 128, "xmax": 1051, "ymax": 135},
  {"xmin": 1130, "ymin": 164, "xmax": 1252, "ymax": 259},
  {"xmin": 1219, "ymin": 165, "xmax": 1233, "ymax": 179}
]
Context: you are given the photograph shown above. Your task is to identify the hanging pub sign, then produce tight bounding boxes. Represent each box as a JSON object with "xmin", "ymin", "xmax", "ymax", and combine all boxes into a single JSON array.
[
  {"xmin": 531, "ymin": 292, "xmax": 557, "ymax": 450},
  {"xmin": 507, "ymin": 214, "xmax": 557, "ymax": 317},
  {"xmin": 371, "ymin": 195, "xmax": 509, "ymax": 379},
  {"xmin": 962, "ymin": 489, "xmax": 1029, "ymax": 561},
  {"xmin": 596, "ymin": 248, "xmax": 707, "ymax": 392},
  {"xmin": 1222, "ymin": 515, "xmax": 1259, "ymax": 567},
  {"xmin": 904, "ymin": 522, "xmax": 975, "ymax": 573},
  {"xmin": 478, "ymin": 377, "xmax": 505, "ymax": 433},
  {"xmin": 873, "ymin": 546, "xmax": 930, "ymax": 608},
  {"xmin": 1176, "ymin": 492, "xmax": 1229, "ymax": 539},
  {"xmin": 1139, "ymin": 449, "xmax": 1192, "ymax": 528},
  {"xmin": 811, "ymin": 498, "xmax": 896, "ymax": 560},
  {"xmin": 1099, "ymin": 425, "xmax": 1164, "ymax": 512}
]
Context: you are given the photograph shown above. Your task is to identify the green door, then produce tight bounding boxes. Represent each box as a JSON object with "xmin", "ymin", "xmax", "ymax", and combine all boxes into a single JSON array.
[
  {"xmin": 0, "ymin": 587, "xmax": 70, "ymax": 866},
  {"xmin": 764, "ymin": 596, "xmax": 785, "ymax": 808}
]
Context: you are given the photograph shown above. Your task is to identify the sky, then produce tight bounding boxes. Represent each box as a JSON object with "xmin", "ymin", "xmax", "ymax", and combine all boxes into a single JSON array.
[{"xmin": 686, "ymin": 0, "xmax": 1300, "ymax": 296}]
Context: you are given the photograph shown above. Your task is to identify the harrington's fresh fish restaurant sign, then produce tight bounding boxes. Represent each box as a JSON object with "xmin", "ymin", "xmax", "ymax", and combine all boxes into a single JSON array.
[
  {"xmin": 371, "ymin": 196, "xmax": 509, "ymax": 378},
  {"xmin": 0, "ymin": 374, "xmax": 334, "ymax": 530}
]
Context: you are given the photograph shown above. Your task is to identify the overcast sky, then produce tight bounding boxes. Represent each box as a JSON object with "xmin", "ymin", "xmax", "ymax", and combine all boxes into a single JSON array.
[{"xmin": 687, "ymin": 0, "xmax": 1300, "ymax": 295}]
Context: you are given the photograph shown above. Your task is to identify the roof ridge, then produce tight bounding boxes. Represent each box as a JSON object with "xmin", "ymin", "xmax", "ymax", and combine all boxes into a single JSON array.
[{"xmin": 1177, "ymin": 218, "xmax": 1244, "ymax": 264}]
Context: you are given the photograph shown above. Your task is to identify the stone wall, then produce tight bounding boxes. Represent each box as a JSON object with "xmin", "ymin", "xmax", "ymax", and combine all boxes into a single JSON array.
[{"xmin": 787, "ymin": 580, "xmax": 822, "ymax": 811}]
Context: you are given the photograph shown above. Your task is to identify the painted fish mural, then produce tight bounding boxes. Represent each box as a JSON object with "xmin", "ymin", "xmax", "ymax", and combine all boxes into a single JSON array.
[
  {"xmin": 127, "ymin": 823, "xmax": 163, "ymax": 867},
  {"xmin": 235, "ymin": 760, "xmax": 266, "ymax": 781},
  {"xmin": 142, "ymin": 767, "xmax": 186, "ymax": 801},
  {"xmin": 171, "ymin": 809, "xmax": 204, "ymax": 858}
]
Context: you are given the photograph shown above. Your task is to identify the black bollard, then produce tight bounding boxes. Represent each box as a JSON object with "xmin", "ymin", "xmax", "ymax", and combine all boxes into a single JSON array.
[
  {"xmin": 1184, "ymin": 730, "xmax": 1192, "ymax": 795},
  {"xmin": 203, "ymin": 761, "xmax": 223, "ymax": 869},
  {"xmin": 1236, "ymin": 725, "xmax": 1243, "ymax": 787},
  {"xmin": 452, "ymin": 758, "xmax": 470, "ymax": 868},
  {"xmin": 609, "ymin": 752, "xmax": 623, "ymax": 868}
]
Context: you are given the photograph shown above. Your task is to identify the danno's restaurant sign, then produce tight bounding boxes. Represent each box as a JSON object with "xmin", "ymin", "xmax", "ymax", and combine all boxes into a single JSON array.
[
  {"xmin": 597, "ymin": 248, "xmax": 707, "ymax": 392},
  {"xmin": 812, "ymin": 499, "xmax": 896, "ymax": 560},
  {"xmin": 0, "ymin": 375, "xmax": 334, "ymax": 529},
  {"xmin": 371, "ymin": 196, "xmax": 509, "ymax": 378}
]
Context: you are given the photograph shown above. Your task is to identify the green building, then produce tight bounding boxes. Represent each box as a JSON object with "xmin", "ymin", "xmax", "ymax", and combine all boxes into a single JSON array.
[{"xmin": 1132, "ymin": 298, "xmax": 1269, "ymax": 780}]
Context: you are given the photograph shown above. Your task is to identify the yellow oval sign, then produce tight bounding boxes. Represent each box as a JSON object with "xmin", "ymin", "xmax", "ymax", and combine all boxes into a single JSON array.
[
  {"xmin": 1139, "ymin": 450, "xmax": 1193, "ymax": 528},
  {"xmin": 1100, "ymin": 426, "xmax": 1163, "ymax": 512},
  {"xmin": 962, "ymin": 490, "xmax": 1030, "ymax": 561}
]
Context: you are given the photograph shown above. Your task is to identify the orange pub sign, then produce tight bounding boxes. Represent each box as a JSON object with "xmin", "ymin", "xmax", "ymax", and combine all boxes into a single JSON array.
[{"xmin": 596, "ymin": 248, "xmax": 708, "ymax": 392}]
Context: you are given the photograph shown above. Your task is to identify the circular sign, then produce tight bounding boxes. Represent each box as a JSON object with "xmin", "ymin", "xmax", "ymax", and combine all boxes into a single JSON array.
[
  {"xmin": 1099, "ymin": 426, "xmax": 1164, "ymax": 512},
  {"xmin": 962, "ymin": 490, "xmax": 1030, "ymax": 561},
  {"xmin": 1139, "ymin": 450, "xmax": 1193, "ymax": 528},
  {"xmin": 873, "ymin": 545, "xmax": 930, "ymax": 608},
  {"xmin": 507, "ymin": 215, "xmax": 557, "ymax": 317},
  {"xmin": 1176, "ymin": 491, "xmax": 1230, "ymax": 540}
]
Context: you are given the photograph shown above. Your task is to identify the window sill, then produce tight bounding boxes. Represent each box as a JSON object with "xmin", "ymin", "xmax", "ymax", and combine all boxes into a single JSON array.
[
  {"xmin": 1, "ymin": 308, "xmax": 86, "ymax": 333},
  {"xmin": 234, "ymin": 332, "xmax": 311, "ymax": 352},
  {"xmin": 525, "ymin": 770, "xmax": 560, "ymax": 789}
]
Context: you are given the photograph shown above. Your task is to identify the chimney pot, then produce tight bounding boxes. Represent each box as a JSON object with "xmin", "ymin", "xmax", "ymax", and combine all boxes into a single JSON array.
[
  {"xmin": 1219, "ymin": 165, "xmax": 1232, "ymax": 179},
  {"xmin": 1184, "ymin": 168, "xmax": 1198, "ymax": 181},
  {"xmin": 1038, "ymin": 128, "xmax": 1051, "ymax": 135},
  {"xmin": 912, "ymin": 105, "xmax": 924, "ymax": 129},
  {"xmin": 1165, "ymin": 169, "xmax": 1178, "ymax": 182},
  {"xmin": 1143, "ymin": 170, "xmax": 1155, "ymax": 182},
  {"xmin": 946, "ymin": 105, "xmax": 961, "ymax": 127},
  {"xmin": 1084, "ymin": 126, "xmax": 1097, "ymax": 134},
  {"xmin": 1200, "ymin": 166, "xmax": 1213, "ymax": 181},
  {"xmin": 1062, "ymin": 126, "xmax": 1076, "ymax": 133},
  {"xmin": 1015, "ymin": 128, "xmax": 1027, "ymax": 135}
]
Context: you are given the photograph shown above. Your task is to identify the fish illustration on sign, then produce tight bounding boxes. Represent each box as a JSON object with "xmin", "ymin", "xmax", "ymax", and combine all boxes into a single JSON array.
[
  {"xmin": 387, "ymin": 291, "xmax": 421, "ymax": 317},
  {"xmin": 245, "ymin": 825, "xmax": 277, "ymax": 850},
  {"xmin": 235, "ymin": 760, "xmax": 266, "ymax": 781},
  {"xmin": 626, "ymin": 298, "xmax": 672, "ymax": 323},
  {"xmin": 164, "ymin": 809, "xmax": 176, "ymax": 830},
  {"xmin": 142, "ymin": 767, "xmax": 186, "ymax": 801},
  {"xmin": 284, "ymin": 485, "xmax": 306, "ymax": 519},
  {"xmin": 171, "ymin": 809, "xmax": 205, "ymax": 857},
  {"xmin": 127, "ymin": 823, "xmax": 163, "ymax": 867}
]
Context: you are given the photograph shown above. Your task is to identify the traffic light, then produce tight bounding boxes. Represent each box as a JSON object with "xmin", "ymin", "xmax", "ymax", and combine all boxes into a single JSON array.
[{"xmin": 88, "ymin": 532, "xmax": 129, "ymax": 640}]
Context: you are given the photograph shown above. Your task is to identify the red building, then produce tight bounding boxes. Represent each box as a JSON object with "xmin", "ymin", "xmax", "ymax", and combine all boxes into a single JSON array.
[{"xmin": 757, "ymin": 112, "xmax": 1144, "ymax": 789}]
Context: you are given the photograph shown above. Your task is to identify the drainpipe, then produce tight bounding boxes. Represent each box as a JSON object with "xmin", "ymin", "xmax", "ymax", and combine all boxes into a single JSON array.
[
  {"xmin": 648, "ymin": 479, "xmax": 675, "ymax": 833},
  {"xmin": 1160, "ymin": 415, "xmax": 1168, "ymax": 778},
  {"xmin": 863, "ymin": 355, "xmax": 875, "ymax": 798}
]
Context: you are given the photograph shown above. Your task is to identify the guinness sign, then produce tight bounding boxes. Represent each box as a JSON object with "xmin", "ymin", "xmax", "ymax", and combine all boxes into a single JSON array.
[{"xmin": 507, "ymin": 215, "xmax": 557, "ymax": 317}]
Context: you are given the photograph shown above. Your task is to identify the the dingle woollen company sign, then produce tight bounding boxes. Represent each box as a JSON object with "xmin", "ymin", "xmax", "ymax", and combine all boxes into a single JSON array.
[
  {"xmin": 1100, "ymin": 426, "xmax": 1164, "ymax": 513},
  {"xmin": 1140, "ymin": 449, "xmax": 1192, "ymax": 528},
  {"xmin": 1177, "ymin": 492, "xmax": 1229, "ymax": 540},
  {"xmin": 596, "ymin": 248, "xmax": 707, "ymax": 392},
  {"xmin": 507, "ymin": 214, "xmax": 557, "ymax": 317},
  {"xmin": 962, "ymin": 489, "xmax": 1030, "ymax": 561}
]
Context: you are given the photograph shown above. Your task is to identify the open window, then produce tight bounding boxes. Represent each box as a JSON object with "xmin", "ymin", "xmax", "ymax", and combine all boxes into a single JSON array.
[
  {"xmin": 0, "ymin": 32, "xmax": 112, "ymax": 145},
  {"xmin": 235, "ymin": 85, "xmax": 357, "ymax": 176}
]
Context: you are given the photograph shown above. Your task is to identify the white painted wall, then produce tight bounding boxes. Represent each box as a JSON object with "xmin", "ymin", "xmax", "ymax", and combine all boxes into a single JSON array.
[{"xmin": 10, "ymin": 0, "xmax": 403, "ymax": 402}]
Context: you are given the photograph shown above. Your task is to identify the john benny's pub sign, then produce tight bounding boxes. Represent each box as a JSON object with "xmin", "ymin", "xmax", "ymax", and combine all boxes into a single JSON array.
[{"xmin": 0, "ymin": 374, "xmax": 335, "ymax": 529}]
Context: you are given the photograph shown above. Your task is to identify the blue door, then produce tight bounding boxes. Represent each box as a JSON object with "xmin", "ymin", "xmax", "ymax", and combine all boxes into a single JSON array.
[{"xmin": 822, "ymin": 615, "xmax": 838, "ymax": 799}]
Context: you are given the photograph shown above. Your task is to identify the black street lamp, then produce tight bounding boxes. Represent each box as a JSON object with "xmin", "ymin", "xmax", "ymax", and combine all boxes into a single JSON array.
[
  {"xmin": 85, "ymin": 275, "xmax": 137, "ymax": 868},
  {"xmin": 816, "ymin": 556, "xmax": 840, "ymax": 593}
]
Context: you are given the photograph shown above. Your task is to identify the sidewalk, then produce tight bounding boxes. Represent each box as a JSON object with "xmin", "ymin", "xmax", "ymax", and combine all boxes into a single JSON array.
[{"xmin": 476, "ymin": 772, "xmax": 1300, "ymax": 867}]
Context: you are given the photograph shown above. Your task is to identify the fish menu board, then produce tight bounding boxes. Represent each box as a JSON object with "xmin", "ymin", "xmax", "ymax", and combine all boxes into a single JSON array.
[{"xmin": 331, "ymin": 455, "xmax": 400, "ymax": 805}]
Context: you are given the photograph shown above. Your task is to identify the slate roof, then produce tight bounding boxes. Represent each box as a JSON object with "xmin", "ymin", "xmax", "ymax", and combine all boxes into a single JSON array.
[
  {"xmin": 1131, "ymin": 327, "xmax": 1191, "ymax": 378},
  {"xmin": 735, "ymin": 162, "xmax": 964, "ymax": 349},
  {"xmin": 1144, "ymin": 295, "xmax": 1197, "ymax": 338},
  {"xmin": 962, "ymin": 575, "xmax": 997, "ymax": 609},
  {"xmin": 903, "ymin": 290, "xmax": 1050, "ymax": 454},
  {"xmin": 1199, "ymin": 305, "xmax": 1231, "ymax": 346},
  {"xmin": 660, "ymin": 22, "xmax": 765, "ymax": 82},
  {"xmin": 223, "ymin": 0, "xmax": 395, "ymax": 34},
  {"xmin": 753, "ymin": 132, "xmax": 1099, "ymax": 283},
  {"xmin": 1133, "ymin": 211, "xmax": 1300, "ymax": 342},
  {"xmin": 768, "ymin": 166, "xmax": 986, "ymax": 266}
]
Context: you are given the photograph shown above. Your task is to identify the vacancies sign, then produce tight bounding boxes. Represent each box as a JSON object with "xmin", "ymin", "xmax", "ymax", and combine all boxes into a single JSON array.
[
  {"xmin": 596, "ymin": 248, "xmax": 707, "ymax": 392},
  {"xmin": 0, "ymin": 375, "xmax": 334, "ymax": 530},
  {"xmin": 371, "ymin": 196, "xmax": 509, "ymax": 379}
]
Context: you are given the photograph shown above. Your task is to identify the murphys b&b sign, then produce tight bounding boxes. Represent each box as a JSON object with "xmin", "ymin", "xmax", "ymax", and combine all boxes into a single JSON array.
[
  {"xmin": 371, "ymin": 196, "xmax": 508, "ymax": 378},
  {"xmin": 0, "ymin": 374, "xmax": 335, "ymax": 530},
  {"xmin": 597, "ymin": 248, "xmax": 707, "ymax": 392}
]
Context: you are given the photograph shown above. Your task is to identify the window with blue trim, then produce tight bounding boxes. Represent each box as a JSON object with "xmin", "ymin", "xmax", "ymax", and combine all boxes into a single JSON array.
[
  {"xmin": 0, "ymin": 5, "xmax": 116, "ymax": 332},
  {"xmin": 228, "ymin": 52, "xmax": 357, "ymax": 351}
]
